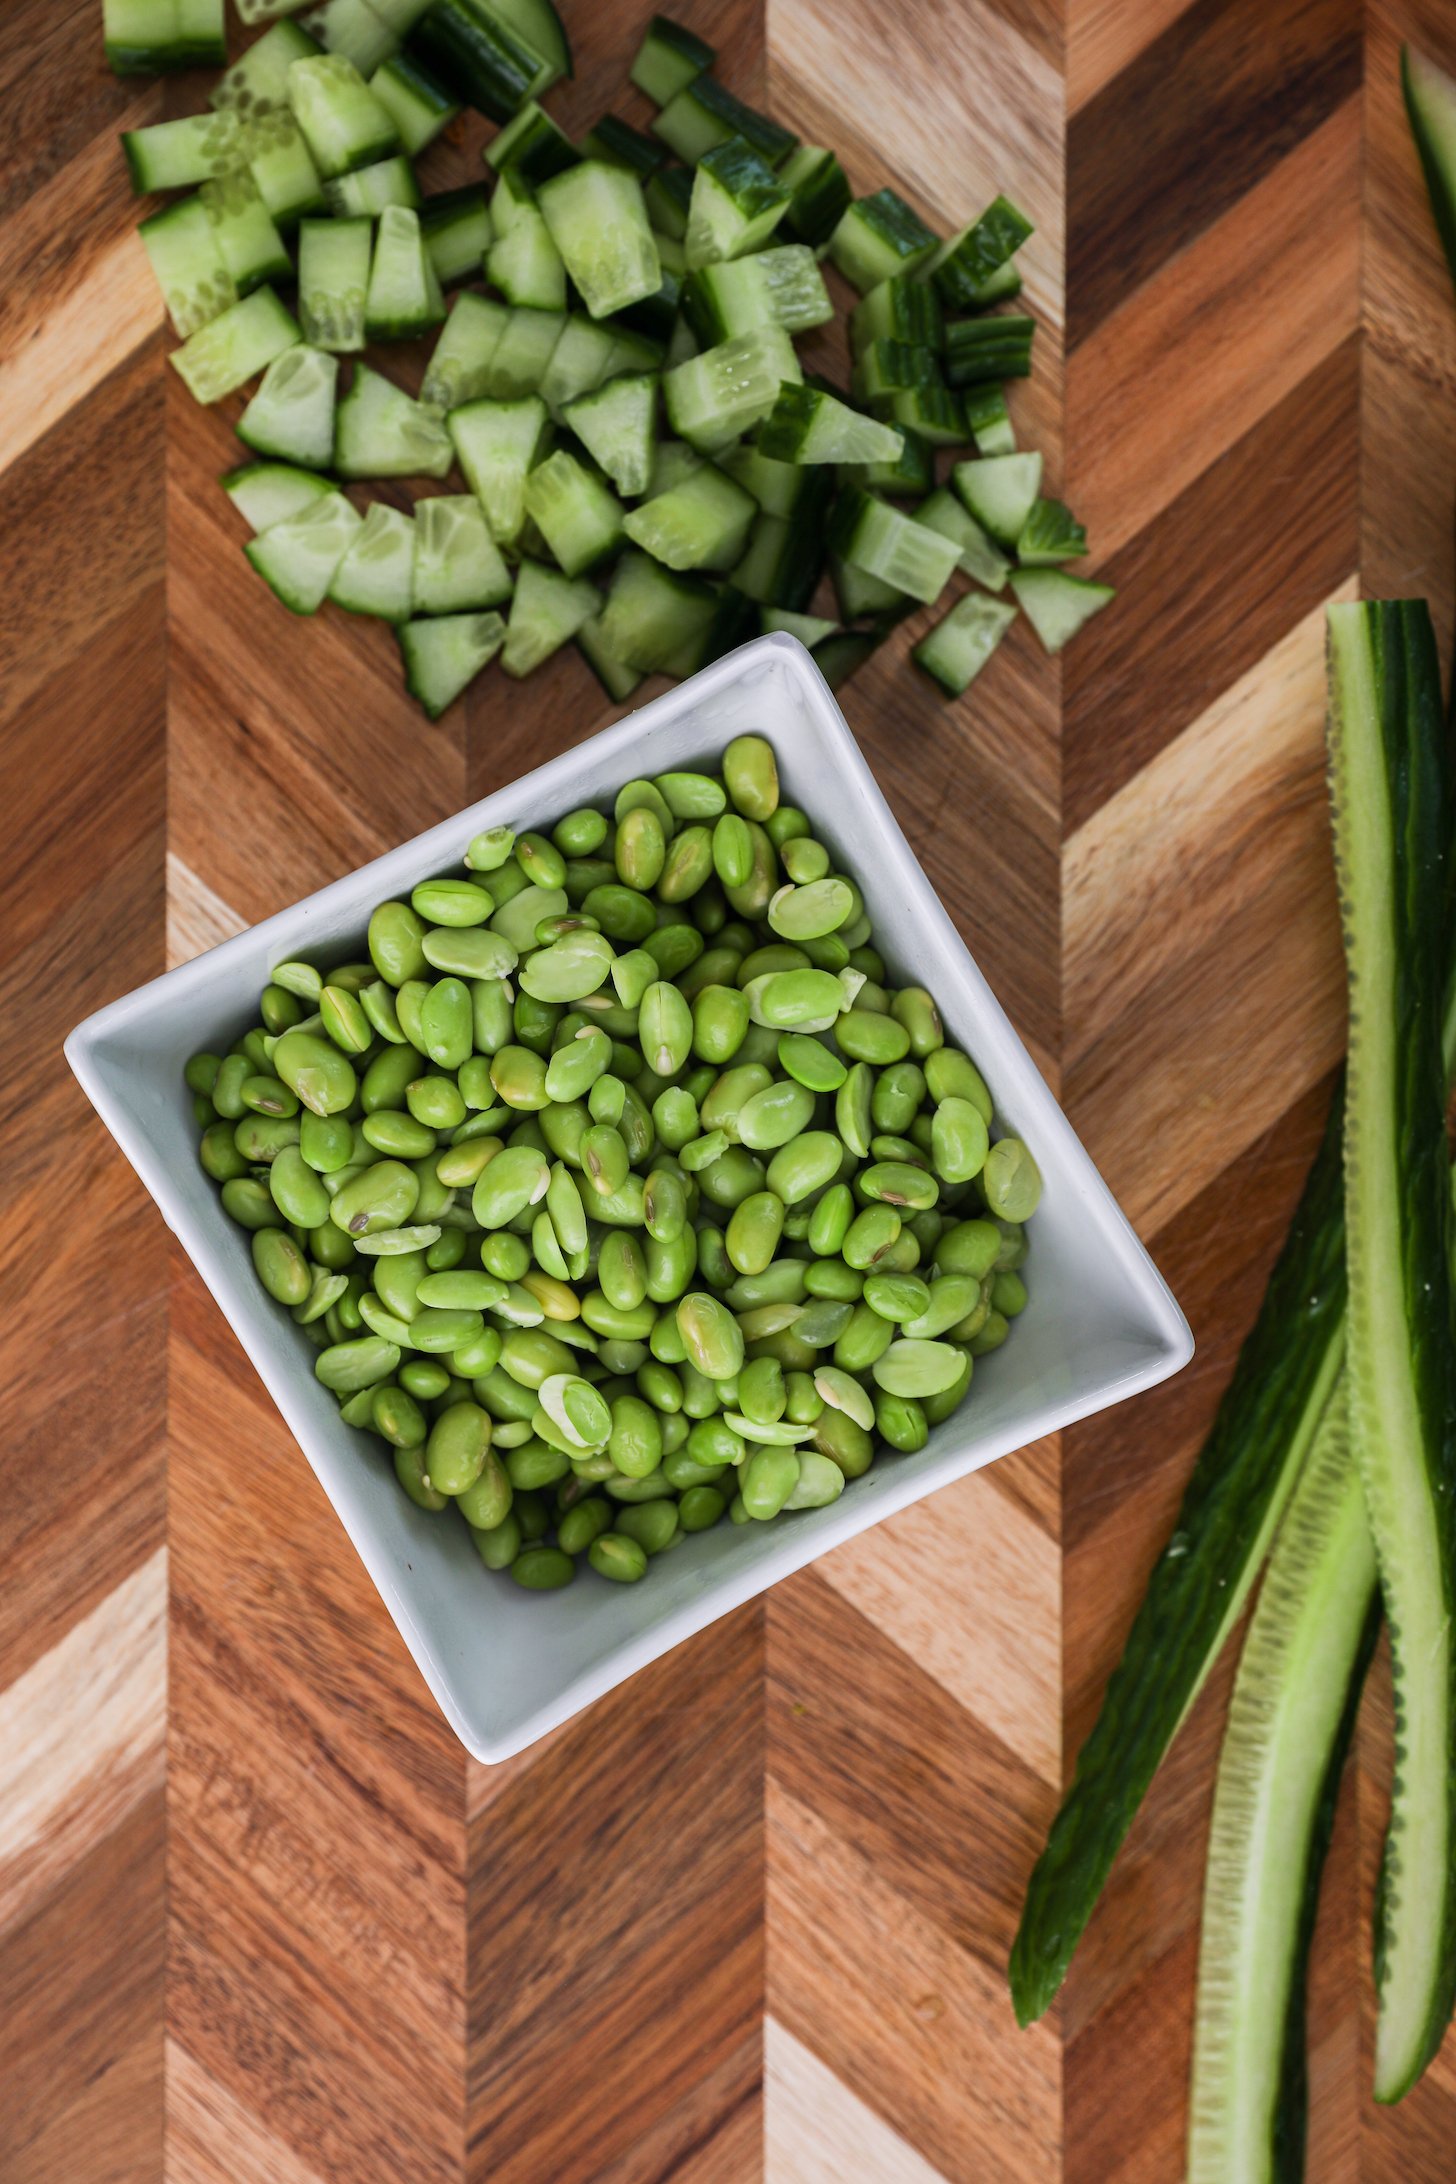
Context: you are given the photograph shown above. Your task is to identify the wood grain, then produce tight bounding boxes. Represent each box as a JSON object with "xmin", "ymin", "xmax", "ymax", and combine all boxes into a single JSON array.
[{"xmin": 4, "ymin": 0, "xmax": 1456, "ymax": 2176}]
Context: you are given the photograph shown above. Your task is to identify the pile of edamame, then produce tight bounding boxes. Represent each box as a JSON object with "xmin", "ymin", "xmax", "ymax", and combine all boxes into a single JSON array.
[{"xmin": 187, "ymin": 734, "xmax": 1041, "ymax": 1590}]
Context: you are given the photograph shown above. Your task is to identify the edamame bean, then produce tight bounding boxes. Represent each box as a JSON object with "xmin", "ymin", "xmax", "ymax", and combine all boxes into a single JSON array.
[
  {"xmin": 589, "ymin": 1532, "xmax": 648, "ymax": 1581},
  {"xmin": 740, "ymin": 1446, "xmax": 799, "ymax": 1519},
  {"xmin": 723, "ymin": 734, "xmax": 779, "ymax": 820},
  {"xmin": 982, "ymin": 1138, "xmax": 1043, "ymax": 1222}
]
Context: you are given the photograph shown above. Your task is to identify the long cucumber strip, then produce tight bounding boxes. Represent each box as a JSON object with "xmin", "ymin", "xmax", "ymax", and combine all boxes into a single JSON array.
[
  {"xmin": 1009, "ymin": 1089, "xmax": 1348, "ymax": 2026},
  {"xmin": 1325, "ymin": 597, "xmax": 1456, "ymax": 2100},
  {"xmin": 1403, "ymin": 47, "xmax": 1456, "ymax": 293},
  {"xmin": 1188, "ymin": 1393, "xmax": 1378, "ymax": 2183}
]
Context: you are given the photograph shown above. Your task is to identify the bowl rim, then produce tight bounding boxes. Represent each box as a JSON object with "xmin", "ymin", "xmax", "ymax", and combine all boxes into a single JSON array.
[{"xmin": 66, "ymin": 633, "xmax": 1193, "ymax": 1760}]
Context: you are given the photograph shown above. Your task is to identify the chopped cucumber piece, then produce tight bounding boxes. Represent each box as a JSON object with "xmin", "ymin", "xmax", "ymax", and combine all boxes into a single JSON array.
[
  {"xmin": 652, "ymin": 76, "xmax": 797, "ymax": 169},
  {"xmin": 828, "ymin": 487, "xmax": 959, "ymax": 605},
  {"xmin": 420, "ymin": 185, "xmax": 493, "ymax": 284},
  {"xmin": 286, "ymin": 54, "xmax": 400, "ymax": 178},
  {"xmin": 213, "ymin": 22, "xmax": 322, "ymax": 114},
  {"xmin": 367, "ymin": 0, "xmax": 436, "ymax": 28},
  {"xmin": 963, "ymin": 383, "xmax": 1016, "ymax": 454},
  {"xmin": 523, "ymin": 450, "xmax": 625, "ymax": 576},
  {"xmin": 729, "ymin": 508, "xmax": 821, "ymax": 611},
  {"xmin": 486, "ymin": 183, "xmax": 567, "ymax": 308},
  {"xmin": 245, "ymin": 489, "xmax": 362, "ymax": 613},
  {"xmin": 645, "ymin": 163, "xmax": 692, "ymax": 240},
  {"xmin": 238, "ymin": 344, "xmax": 339, "ymax": 467},
  {"xmin": 663, "ymin": 324, "xmax": 801, "ymax": 452},
  {"xmin": 951, "ymin": 452, "xmax": 1043, "ymax": 546},
  {"xmin": 371, "ymin": 53, "xmax": 460, "ymax": 153},
  {"xmin": 223, "ymin": 460, "xmax": 333, "ymax": 531},
  {"xmin": 598, "ymin": 551, "xmax": 717, "ymax": 672},
  {"xmin": 954, "ymin": 256, "xmax": 1023, "ymax": 307},
  {"xmin": 123, "ymin": 109, "xmax": 247, "ymax": 194},
  {"xmin": 1325, "ymin": 597, "xmax": 1456, "ymax": 2100},
  {"xmin": 885, "ymin": 384, "xmax": 967, "ymax": 448},
  {"xmin": 685, "ymin": 137, "xmax": 791, "ymax": 268},
  {"xmin": 486, "ymin": 98, "xmax": 578, "ymax": 183},
  {"xmin": 330, "ymin": 501, "xmax": 416, "ymax": 618},
  {"xmin": 828, "ymin": 189, "xmax": 938, "ymax": 292},
  {"xmin": 1188, "ymin": 1398, "xmax": 1377, "ymax": 2184},
  {"xmin": 398, "ymin": 611, "xmax": 507, "ymax": 717},
  {"xmin": 762, "ymin": 608, "xmax": 837, "ymax": 647},
  {"xmin": 605, "ymin": 323, "xmax": 668, "ymax": 374},
  {"xmin": 849, "ymin": 272, "xmax": 943, "ymax": 356},
  {"xmin": 139, "ymin": 197, "xmax": 237, "ymax": 338},
  {"xmin": 107, "ymin": 0, "xmax": 225, "ymax": 73},
  {"xmin": 843, "ymin": 424, "xmax": 933, "ymax": 497},
  {"xmin": 718, "ymin": 444, "xmax": 816, "ymax": 519},
  {"xmin": 562, "ymin": 372, "xmax": 658, "ymax": 497},
  {"xmin": 924, "ymin": 193, "xmax": 1033, "ymax": 309},
  {"xmin": 581, "ymin": 115, "xmax": 665, "ymax": 179},
  {"xmin": 777, "ymin": 143, "xmax": 851, "ymax": 250},
  {"xmin": 407, "ymin": 0, "xmax": 546, "ymax": 122},
  {"xmin": 811, "ymin": 629, "xmax": 881, "ymax": 690},
  {"xmin": 913, "ymin": 487, "xmax": 1010, "ymax": 592},
  {"xmin": 502, "ymin": 561, "xmax": 599, "ymax": 676},
  {"xmin": 912, "ymin": 590, "xmax": 1017, "ymax": 695},
  {"xmin": 647, "ymin": 439, "xmax": 706, "ymax": 497},
  {"xmin": 422, "ymin": 292, "xmax": 509, "ymax": 410},
  {"xmin": 244, "ymin": 109, "xmax": 328, "ymax": 226},
  {"xmin": 1010, "ymin": 567, "xmax": 1115, "ymax": 652},
  {"xmin": 540, "ymin": 315, "xmax": 622, "ymax": 413},
  {"xmin": 757, "ymin": 383, "xmax": 903, "ymax": 466},
  {"xmin": 413, "ymin": 494, "xmax": 513, "ymax": 611},
  {"xmin": 200, "ymin": 170, "xmax": 293, "ymax": 295},
  {"xmin": 943, "ymin": 314, "xmax": 1035, "ymax": 387},
  {"xmin": 537, "ymin": 160, "xmax": 661, "ymax": 319},
  {"xmin": 630, "ymin": 14, "xmax": 714, "ymax": 105},
  {"xmin": 830, "ymin": 553, "xmax": 907, "ymax": 620},
  {"xmin": 171, "ymin": 284, "xmax": 301, "ymax": 404},
  {"xmin": 664, "ymin": 583, "xmax": 756, "ymax": 676},
  {"xmin": 484, "ymin": 307, "xmax": 567, "ymax": 397},
  {"xmin": 1016, "ymin": 497, "xmax": 1088, "ymax": 565},
  {"xmin": 683, "ymin": 245, "xmax": 832, "ymax": 346},
  {"xmin": 298, "ymin": 216, "xmax": 372, "ymax": 350},
  {"xmin": 334, "ymin": 362, "xmax": 454, "ymax": 477},
  {"xmin": 624, "ymin": 463, "xmax": 756, "ymax": 572},
  {"xmin": 854, "ymin": 338, "xmax": 941, "ymax": 411},
  {"xmin": 305, "ymin": 0, "xmax": 400, "ymax": 74},
  {"xmin": 366, "ymin": 204, "xmax": 446, "ymax": 337},
  {"xmin": 324, "ymin": 151, "xmax": 421, "ymax": 214},
  {"xmin": 1404, "ymin": 47, "xmax": 1456, "ymax": 292},
  {"xmin": 489, "ymin": 0, "xmax": 571, "ymax": 91},
  {"xmin": 577, "ymin": 612, "xmax": 643, "ymax": 701},
  {"xmin": 448, "ymin": 395, "xmax": 550, "ymax": 542}
]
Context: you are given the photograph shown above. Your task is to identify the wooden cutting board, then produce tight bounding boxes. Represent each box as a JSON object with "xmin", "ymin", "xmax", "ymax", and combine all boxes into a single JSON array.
[{"xmin": 4, "ymin": 0, "xmax": 1456, "ymax": 2176}]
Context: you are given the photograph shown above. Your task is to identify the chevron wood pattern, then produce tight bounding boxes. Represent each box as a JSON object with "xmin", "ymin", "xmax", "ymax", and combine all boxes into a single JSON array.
[{"xmin": 3, "ymin": 1, "xmax": 1455, "ymax": 2179}]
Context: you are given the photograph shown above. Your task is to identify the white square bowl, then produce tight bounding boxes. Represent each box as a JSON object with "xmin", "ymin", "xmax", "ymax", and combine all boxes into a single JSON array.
[{"xmin": 67, "ymin": 634, "xmax": 1191, "ymax": 1762}]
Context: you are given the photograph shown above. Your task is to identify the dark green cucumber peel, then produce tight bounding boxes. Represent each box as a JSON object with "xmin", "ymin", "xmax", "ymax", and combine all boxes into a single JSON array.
[
  {"xmin": 1325, "ymin": 598, "xmax": 1456, "ymax": 2100},
  {"xmin": 1007, "ymin": 1090, "xmax": 1348, "ymax": 2026}
]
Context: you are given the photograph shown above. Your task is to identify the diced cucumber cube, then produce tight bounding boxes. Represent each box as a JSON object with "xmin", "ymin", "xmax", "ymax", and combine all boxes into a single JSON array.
[
  {"xmin": 413, "ymin": 495, "xmax": 513, "ymax": 612},
  {"xmin": 912, "ymin": 591, "xmax": 1018, "ymax": 695},
  {"xmin": 951, "ymin": 452, "xmax": 1043, "ymax": 547},
  {"xmin": 122, "ymin": 109, "xmax": 247, "ymax": 194},
  {"xmin": 925, "ymin": 193, "xmax": 1033, "ymax": 310},
  {"xmin": 598, "ymin": 551, "xmax": 717, "ymax": 673},
  {"xmin": 913, "ymin": 487, "xmax": 1011, "ymax": 592},
  {"xmin": 223, "ymin": 461, "xmax": 333, "ymax": 532},
  {"xmin": 298, "ymin": 216, "xmax": 372, "ymax": 350},
  {"xmin": 562, "ymin": 372, "xmax": 659, "ymax": 498},
  {"xmin": 370, "ymin": 53, "xmax": 459, "ymax": 155},
  {"xmin": 286, "ymin": 53, "xmax": 400, "ymax": 178},
  {"xmin": 139, "ymin": 197, "xmax": 237, "ymax": 339},
  {"xmin": 630, "ymin": 14, "xmax": 715, "ymax": 106},
  {"xmin": 762, "ymin": 608, "xmax": 838, "ymax": 647},
  {"xmin": 238, "ymin": 344, "xmax": 339, "ymax": 468},
  {"xmin": 365, "ymin": 204, "xmax": 446, "ymax": 338},
  {"xmin": 577, "ymin": 613, "xmax": 643, "ymax": 701},
  {"xmin": 422, "ymin": 293, "xmax": 509, "ymax": 411},
  {"xmin": 537, "ymin": 160, "xmax": 661, "ymax": 320},
  {"xmin": 1016, "ymin": 498, "xmax": 1089, "ymax": 565},
  {"xmin": 623, "ymin": 464, "xmax": 756, "ymax": 572},
  {"xmin": 448, "ymin": 396, "xmax": 551, "ymax": 543},
  {"xmin": 324, "ymin": 152, "xmax": 421, "ymax": 215},
  {"xmin": 245, "ymin": 490, "xmax": 361, "ymax": 613},
  {"xmin": 502, "ymin": 561, "xmax": 600, "ymax": 677},
  {"xmin": 684, "ymin": 137, "xmax": 791, "ymax": 268},
  {"xmin": 305, "ymin": 0, "xmax": 400, "ymax": 74},
  {"xmin": 330, "ymin": 501, "xmax": 416, "ymax": 618},
  {"xmin": 523, "ymin": 450, "xmax": 626, "ymax": 576},
  {"xmin": 170, "ymin": 284, "xmax": 301, "ymax": 404},
  {"xmin": 334, "ymin": 362, "xmax": 453, "ymax": 478},
  {"xmin": 828, "ymin": 188, "xmax": 939, "ymax": 292},
  {"xmin": 828, "ymin": 487, "xmax": 959, "ymax": 605},
  {"xmin": 398, "ymin": 611, "xmax": 507, "ymax": 718},
  {"xmin": 663, "ymin": 324, "xmax": 801, "ymax": 452},
  {"xmin": 756, "ymin": 384, "xmax": 904, "ymax": 466},
  {"xmin": 1010, "ymin": 568, "xmax": 1116, "ymax": 653},
  {"xmin": 420, "ymin": 185, "xmax": 493, "ymax": 285}
]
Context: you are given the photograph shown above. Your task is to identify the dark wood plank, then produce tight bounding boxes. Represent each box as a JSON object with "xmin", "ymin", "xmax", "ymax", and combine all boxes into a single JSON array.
[{"xmin": 1068, "ymin": 0, "xmax": 1362, "ymax": 347}]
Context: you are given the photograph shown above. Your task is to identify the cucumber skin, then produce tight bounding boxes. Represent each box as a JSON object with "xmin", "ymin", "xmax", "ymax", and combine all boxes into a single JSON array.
[
  {"xmin": 1270, "ymin": 1594, "xmax": 1380, "ymax": 2184},
  {"xmin": 1009, "ymin": 1088, "xmax": 1348, "ymax": 2026},
  {"xmin": 1330, "ymin": 598, "xmax": 1456, "ymax": 2097}
]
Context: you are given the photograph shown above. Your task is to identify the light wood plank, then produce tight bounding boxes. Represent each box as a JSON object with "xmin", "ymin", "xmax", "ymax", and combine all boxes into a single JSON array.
[{"xmin": 765, "ymin": 2016, "xmax": 951, "ymax": 2184}]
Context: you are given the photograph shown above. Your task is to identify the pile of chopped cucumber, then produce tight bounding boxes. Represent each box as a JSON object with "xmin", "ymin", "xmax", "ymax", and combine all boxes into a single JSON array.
[{"xmin": 112, "ymin": 0, "xmax": 1113, "ymax": 717}]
